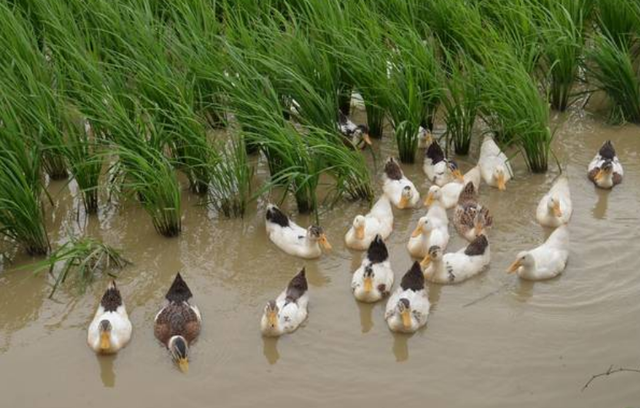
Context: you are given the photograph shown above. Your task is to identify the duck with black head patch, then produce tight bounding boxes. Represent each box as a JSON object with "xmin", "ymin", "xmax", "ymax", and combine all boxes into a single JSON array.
[
  {"xmin": 265, "ymin": 204, "xmax": 332, "ymax": 259},
  {"xmin": 154, "ymin": 273, "xmax": 201, "ymax": 373},
  {"xmin": 338, "ymin": 111, "xmax": 372, "ymax": 150},
  {"xmin": 385, "ymin": 262, "xmax": 430, "ymax": 333},
  {"xmin": 261, "ymin": 268, "xmax": 309, "ymax": 337},
  {"xmin": 453, "ymin": 182, "xmax": 493, "ymax": 241},
  {"xmin": 422, "ymin": 234, "xmax": 491, "ymax": 284},
  {"xmin": 588, "ymin": 140, "xmax": 623, "ymax": 189},
  {"xmin": 423, "ymin": 139, "xmax": 463, "ymax": 187},
  {"xmin": 382, "ymin": 157, "xmax": 420, "ymax": 209},
  {"xmin": 351, "ymin": 235, "xmax": 394, "ymax": 303},
  {"xmin": 88, "ymin": 281, "xmax": 132, "ymax": 354}
]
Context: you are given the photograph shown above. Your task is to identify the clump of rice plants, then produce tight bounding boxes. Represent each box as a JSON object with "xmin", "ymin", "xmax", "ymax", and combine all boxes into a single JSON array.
[
  {"xmin": 29, "ymin": 235, "xmax": 129, "ymax": 297},
  {"xmin": 595, "ymin": 0, "xmax": 640, "ymax": 51},
  {"xmin": 588, "ymin": 35, "xmax": 640, "ymax": 124},
  {"xmin": 0, "ymin": 106, "xmax": 50, "ymax": 256},
  {"xmin": 209, "ymin": 135, "xmax": 253, "ymax": 218}
]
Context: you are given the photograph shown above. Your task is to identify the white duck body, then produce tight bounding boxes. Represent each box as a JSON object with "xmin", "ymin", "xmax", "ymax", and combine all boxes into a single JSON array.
[
  {"xmin": 345, "ymin": 195, "xmax": 393, "ymax": 250},
  {"xmin": 423, "ymin": 140, "xmax": 462, "ymax": 186},
  {"xmin": 385, "ymin": 262, "xmax": 430, "ymax": 333},
  {"xmin": 383, "ymin": 158, "xmax": 420, "ymax": 209},
  {"xmin": 536, "ymin": 177, "xmax": 573, "ymax": 228},
  {"xmin": 422, "ymin": 235, "xmax": 490, "ymax": 284},
  {"xmin": 261, "ymin": 269, "xmax": 309, "ymax": 337},
  {"xmin": 424, "ymin": 166, "xmax": 481, "ymax": 210},
  {"xmin": 88, "ymin": 281, "xmax": 132, "ymax": 354},
  {"xmin": 407, "ymin": 216, "xmax": 450, "ymax": 259},
  {"xmin": 479, "ymin": 136, "xmax": 512, "ymax": 190},
  {"xmin": 508, "ymin": 226, "xmax": 570, "ymax": 281},
  {"xmin": 587, "ymin": 140, "xmax": 623, "ymax": 189},
  {"xmin": 265, "ymin": 205, "xmax": 331, "ymax": 259},
  {"xmin": 351, "ymin": 236, "xmax": 394, "ymax": 303}
]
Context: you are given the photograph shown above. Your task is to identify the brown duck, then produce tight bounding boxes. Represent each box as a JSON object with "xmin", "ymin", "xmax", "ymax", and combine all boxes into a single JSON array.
[{"xmin": 453, "ymin": 182, "xmax": 492, "ymax": 242}]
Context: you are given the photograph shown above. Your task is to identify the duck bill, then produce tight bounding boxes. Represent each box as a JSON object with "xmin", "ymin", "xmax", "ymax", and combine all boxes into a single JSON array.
[
  {"xmin": 398, "ymin": 195, "xmax": 410, "ymax": 209},
  {"xmin": 420, "ymin": 254, "xmax": 432, "ymax": 268},
  {"xmin": 401, "ymin": 309, "xmax": 412, "ymax": 329},
  {"xmin": 178, "ymin": 358, "xmax": 189, "ymax": 373},
  {"xmin": 497, "ymin": 174, "xmax": 506, "ymax": 191},
  {"xmin": 268, "ymin": 311, "xmax": 278, "ymax": 328},
  {"xmin": 425, "ymin": 134, "xmax": 433, "ymax": 146},
  {"xmin": 507, "ymin": 260, "xmax": 521, "ymax": 274},
  {"xmin": 453, "ymin": 169, "xmax": 464, "ymax": 182},
  {"xmin": 411, "ymin": 225, "xmax": 423, "ymax": 238},
  {"xmin": 594, "ymin": 169, "xmax": 604, "ymax": 182},
  {"xmin": 320, "ymin": 234, "xmax": 332, "ymax": 251},
  {"xmin": 423, "ymin": 193, "xmax": 434, "ymax": 207},
  {"xmin": 99, "ymin": 332, "xmax": 111, "ymax": 352},
  {"xmin": 362, "ymin": 133, "xmax": 372, "ymax": 146},
  {"xmin": 553, "ymin": 202, "xmax": 562, "ymax": 218},
  {"xmin": 363, "ymin": 276, "xmax": 373, "ymax": 293},
  {"xmin": 474, "ymin": 223, "xmax": 483, "ymax": 237},
  {"xmin": 355, "ymin": 225, "xmax": 365, "ymax": 240}
]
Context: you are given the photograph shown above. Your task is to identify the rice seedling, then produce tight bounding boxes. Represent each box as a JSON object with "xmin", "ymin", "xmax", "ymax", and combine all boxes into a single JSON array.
[
  {"xmin": 595, "ymin": 0, "xmax": 640, "ymax": 51},
  {"xmin": 209, "ymin": 135, "xmax": 253, "ymax": 218},
  {"xmin": 28, "ymin": 235, "xmax": 129, "ymax": 297},
  {"xmin": 588, "ymin": 34, "xmax": 640, "ymax": 123}
]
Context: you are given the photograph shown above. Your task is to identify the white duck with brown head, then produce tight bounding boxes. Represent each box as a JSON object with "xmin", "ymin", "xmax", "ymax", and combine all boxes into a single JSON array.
[
  {"xmin": 422, "ymin": 235, "xmax": 491, "ymax": 284},
  {"xmin": 385, "ymin": 262, "xmax": 430, "ymax": 333},
  {"xmin": 88, "ymin": 281, "xmax": 132, "ymax": 355},
  {"xmin": 261, "ymin": 268, "xmax": 309, "ymax": 337},
  {"xmin": 352, "ymin": 235, "xmax": 394, "ymax": 303},
  {"xmin": 265, "ymin": 204, "xmax": 332, "ymax": 259},
  {"xmin": 382, "ymin": 157, "xmax": 420, "ymax": 209}
]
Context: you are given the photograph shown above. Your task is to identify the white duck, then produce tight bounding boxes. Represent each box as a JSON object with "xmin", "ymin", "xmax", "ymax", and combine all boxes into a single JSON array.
[
  {"xmin": 265, "ymin": 204, "xmax": 332, "ymax": 259},
  {"xmin": 382, "ymin": 157, "xmax": 420, "ymax": 209},
  {"xmin": 417, "ymin": 127, "xmax": 433, "ymax": 149},
  {"xmin": 88, "ymin": 281, "xmax": 132, "ymax": 354},
  {"xmin": 345, "ymin": 195, "xmax": 393, "ymax": 250},
  {"xmin": 338, "ymin": 111, "xmax": 372, "ymax": 150},
  {"xmin": 352, "ymin": 235, "xmax": 395, "ymax": 303},
  {"xmin": 588, "ymin": 140, "xmax": 623, "ymax": 189},
  {"xmin": 536, "ymin": 177, "xmax": 573, "ymax": 228},
  {"xmin": 407, "ymin": 216, "xmax": 450, "ymax": 259},
  {"xmin": 507, "ymin": 225, "xmax": 569, "ymax": 281},
  {"xmin": 385, "ymin": 262, "xmax": 430, "ymax": 333},
  {"xmin": 423, "ymin": 140, "xmax": 463, "ymax": 186},
  {"xmin": 261, "ymin": 268, "xmax": 309, "ymax": 337},
  {"xmin": 422, "ymin": 235, "xmax": 490, "ymax": 284},
  {"xmin": 479, "ymin": 136, "xmax": 512, "ymax": 191},
  {"xmin": 423, "ymin": 166, "xmax": 481, "ymax": 210}
]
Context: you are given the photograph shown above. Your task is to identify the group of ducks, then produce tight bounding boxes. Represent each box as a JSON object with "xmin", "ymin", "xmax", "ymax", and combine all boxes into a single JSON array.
[{"xmin": 87, "ymin": 136, "xmax": 623, "ymax": 369}]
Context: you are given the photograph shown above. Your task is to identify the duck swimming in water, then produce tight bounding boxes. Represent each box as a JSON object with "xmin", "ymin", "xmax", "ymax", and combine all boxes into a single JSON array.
[
  {"xmin": 261, "ymin": 268, "xmax": 309, "ymax": 337},
  {"xmin": 423, "ymin": 140, "xmax": 463, "ymax": 187},
  {"xmin": 385, "ymin": 262, "xmax": 430, "ymax": 333},
  {"xmin": 423, "ymin": 166, "xmax": 481, "ymax": 210},
  {"xmin": 352, "ymin": 235, "xmax": 394, "ymax": 303},
  {"xmin": 265, "ymin": 204, "xmax": 332, "ymax": 259},
  {"xmin": 154, "ymin": 273, "xmax": 201, "ymax": 373},
  {"xmin": 453, "ymin": 182, "xmax": 493, "ymax": 241},
  {"xmin": 536, "ymin": 177, "xmax": 572, "ymax": 228},
  {"xmin": 382, "ymin": 157, "xmax": 420, "ymax": 209},
  {"xmin": 87, "ymin": 281, "xmax": 132, "ymax": 354},
  {"xmin": 338, "ymin": 111, "xmax": 372, "ymax": 150},
  {"xmin": 479, "ymin": 136, "xmax": 512, "ymax": 191},
  {"xmin": 422, "ymin": 235, "xmax": 490, "ymax": 284},
  {"xmin": 345, "ymin": 195, "xmax": 393, "ymax": 251},
  {"xmin": 588, "ymin": 140, "xmax": 623, "ymax": 189},
  {"xmin": 507, "ymin": 225, "xmax": 569, "ymax": 281}
]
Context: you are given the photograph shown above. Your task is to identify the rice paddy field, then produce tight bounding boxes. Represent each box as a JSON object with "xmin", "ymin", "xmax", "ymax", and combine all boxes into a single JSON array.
[{"xmin": 1, "ymin": 0, "xmax": 640, "ymax": 407}]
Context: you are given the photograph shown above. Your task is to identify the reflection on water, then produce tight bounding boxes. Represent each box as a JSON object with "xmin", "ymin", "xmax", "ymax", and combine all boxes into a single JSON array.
[
  {"xmin": 427, "ymin": 284, "xmax": 443, "ymax": 311},
  {"xmin": 513, "ymin": 279, "xmax": 535, "ymax": 303},
  {"xmin": 98, "ymin": 354, "xmax": 116, "ymax": 388},
  {"xmin": 591, "ymin": 189, "xmax": 609, "ymax": 219},
  {"xmin": 262, "ymin": 337, "xmax": 279, "ymax": 365},
  {"xmin": 356, "ymin": 301, "xmax": 374, "ymax": 333},
  {"xmin": 392, "ymin": 333, "xmax": 410, "ymax": 362}
]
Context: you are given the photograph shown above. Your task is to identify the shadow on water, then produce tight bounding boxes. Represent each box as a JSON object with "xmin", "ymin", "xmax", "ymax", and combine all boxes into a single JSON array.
[
  {"xmin": 356, "ymin": 301, "xmax": 374, "ymax": 334},
  {"xmin": 262, "ymin": 337, "xmax": 280, "ymax": 365},
  {"xmin": 591, "ymin": 188, "xmax": 609, "ymax": 219},
  {"xmin": 427, "ymin": 283, "xmax": 443, "ymax": 312},
  {"xmin": 392, "ymin": 333, "xmax": 410, "ymax": 362},
  {"xmin": 98, "ymin": 354, "xmax": 116, "ymax": 388}
]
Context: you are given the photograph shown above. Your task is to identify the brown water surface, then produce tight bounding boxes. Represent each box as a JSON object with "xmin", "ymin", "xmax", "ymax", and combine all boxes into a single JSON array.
[{"xmin": 1, "ymin": 109, "xmax": 640, "ymax": 407}]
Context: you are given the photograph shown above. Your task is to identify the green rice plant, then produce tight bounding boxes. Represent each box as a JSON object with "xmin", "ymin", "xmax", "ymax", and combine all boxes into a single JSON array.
[
  {"xmin": 442, "ymin": 54, "xmax": 482, "ymax": 155},
  {"xmin": 595, "ymin": 0, "xmax": 640, "ymax": 51},
  {"xmin": 588, "ymin": 34, "xmax": 640, "ymax": 123},
  {"xmin": 209, "ymin": 135, "xmax": 253, "ymax": 218},
  {"xmin": 28, "ymin": 235, "xmax": 129, "ymax": 297},
  {"xmin": 0, "ymin": 104, "xmax": 50, "ymax": 256},
  {"xmin": 480, "ymin": 50, "xmax": 553, "ymax": 173},
  {"xmin": 385, "ymin": 26, "xmax": 443, "ymax": 163}
]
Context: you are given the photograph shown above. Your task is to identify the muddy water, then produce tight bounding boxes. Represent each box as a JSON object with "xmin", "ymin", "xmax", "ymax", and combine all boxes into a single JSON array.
[{"xmin": 1, "ymin": 109, "xmax": 640, "ymax": 408}]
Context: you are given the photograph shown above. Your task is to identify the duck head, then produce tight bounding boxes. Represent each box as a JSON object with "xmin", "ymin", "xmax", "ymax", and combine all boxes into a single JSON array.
[
  {"xmin": 353, "ymin": 215, "xmax": 366, "ymax": 240},
  {"xmin": 595, "ymin": 160, "xmax": 613, "ymax": 183},
  {"xmin": 308, "ymin": 225, "xmax": 332, "ymax": 251},
  {"xmin": 397, "ymin": 298, "xmax": 412, "ymax": 329},
  {"xmin": 411, "ymin": 216, "xmax": 432, "ymax": 238},
  {"xmin": 473, "ymin": 211, "xmax": 488, "ymax": 237},
  {"xmin": 420, "ymin": 245, "xmax": 442, "ymax": 268},
  {"xmin": 353, "ymin": 125, "xmax": 372, "ymax": 148},
  {"xmin": 494, "ymin": 165, "xmax": 507, "ymax": 191},
  {"xmin": 424, "ymin": 185, "xmax": 441, "ymax": 207},
  {"xmin": 363, "ymin": 265, "xmax": 374, "ymax": 293},
  {"xmin": 168, "ymin": 335, "xmax": 190, "ymax": 373},
  {"xmin": 548, "ymin": 196, "xmax": 562, "ymax": 218},
  {"xmin": 398, "ymin": 186, "xmax": 413, "ymax": 209},
  {"xmin": 264, "ymin": 300, "xmax": 279, "ymax": 330},
  {"xmin": 98, "ymin": 320, "xmax": 112, "ymax": 352},
  {"xmin": 448, "ymin": 161, "xmax": 464, "ymax": 182},
  {"xmin": 507, "ymin": 251, "xmax": 535, "ymax": 274},
  {"xmin": 418, "ymin": 128, "xmax": 433, "ymax": 148}
]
